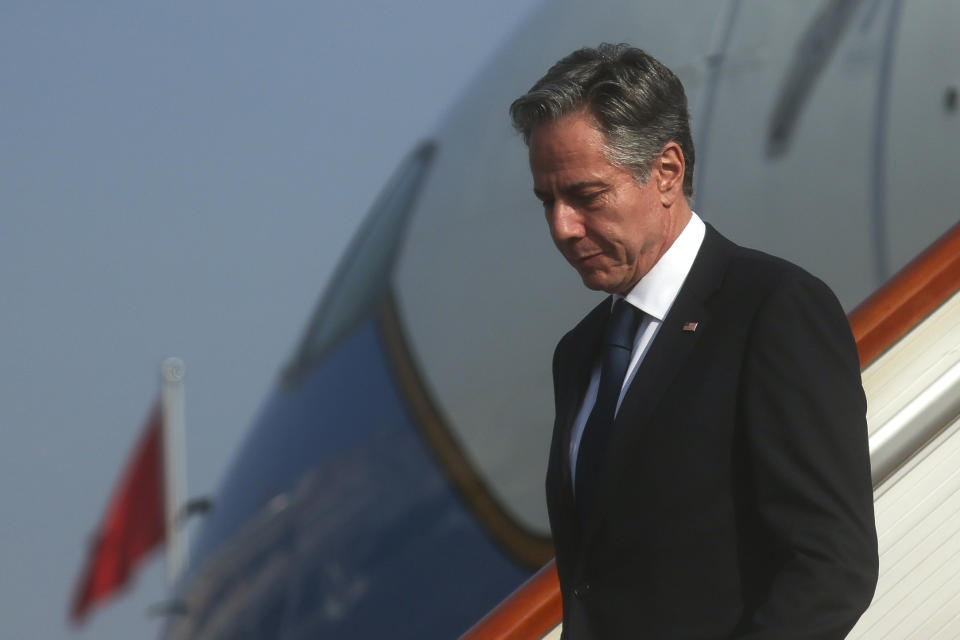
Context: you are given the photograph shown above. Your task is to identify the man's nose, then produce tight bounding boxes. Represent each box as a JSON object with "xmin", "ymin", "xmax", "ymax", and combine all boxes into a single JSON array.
[{"xmin": 549, "ymin": 203, "xmax": 585, "ymax": 243}]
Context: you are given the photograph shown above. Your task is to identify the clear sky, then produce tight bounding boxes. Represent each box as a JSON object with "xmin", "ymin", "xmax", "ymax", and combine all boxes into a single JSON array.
[{"xmin": 0, "ymin": 1, "xmax": 543, "ymax": 638}]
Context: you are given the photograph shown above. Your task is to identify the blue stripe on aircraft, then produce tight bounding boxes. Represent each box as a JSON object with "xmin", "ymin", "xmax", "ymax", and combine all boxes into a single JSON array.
[{"xmin": 178, "ymin": 318, "xmax": 529, "ymax": 639}]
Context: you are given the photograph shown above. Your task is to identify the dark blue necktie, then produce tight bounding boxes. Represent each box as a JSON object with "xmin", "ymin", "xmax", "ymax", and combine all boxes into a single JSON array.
[{"xmin": 575, "ymin": 298, "xmax": 641, "ymax": 519}]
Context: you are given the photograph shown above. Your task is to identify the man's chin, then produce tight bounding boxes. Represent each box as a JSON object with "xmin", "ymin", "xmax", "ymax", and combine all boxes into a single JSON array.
[
  {"xmin": 578, "ymin": 272, "xmax": 617, "ymax": 294},
  {"xmin": 577, "ymin": 267, "xmax": 637, "ymax": 295}
]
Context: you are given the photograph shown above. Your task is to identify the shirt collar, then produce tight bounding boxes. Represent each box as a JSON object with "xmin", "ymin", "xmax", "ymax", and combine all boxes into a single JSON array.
[{"xmin": 614, "ymin": 212, "xmax": 706, "ymax": 321}]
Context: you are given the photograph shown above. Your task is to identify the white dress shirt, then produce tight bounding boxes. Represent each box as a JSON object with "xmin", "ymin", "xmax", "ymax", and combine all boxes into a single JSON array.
[{"xmin": 569, "ymin": 212, "xmax": 706, "ymax": 483}]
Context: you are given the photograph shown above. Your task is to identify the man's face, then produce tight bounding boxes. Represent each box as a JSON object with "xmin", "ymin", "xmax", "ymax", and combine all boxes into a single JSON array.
[{"xmin": 529, "ymin": 112, "xmax": 672, "ymax": 296}]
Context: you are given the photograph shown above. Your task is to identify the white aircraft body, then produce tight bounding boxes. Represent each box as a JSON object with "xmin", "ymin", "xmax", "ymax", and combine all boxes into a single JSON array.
[{"xmin": 161, "ymin": 1, "xmax": 960, "ymax": 638}]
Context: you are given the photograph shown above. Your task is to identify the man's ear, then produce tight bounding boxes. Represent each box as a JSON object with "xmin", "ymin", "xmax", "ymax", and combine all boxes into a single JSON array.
[{"xmin": 655, "ymin": 142, "xmax": 685, "ymax": 206}]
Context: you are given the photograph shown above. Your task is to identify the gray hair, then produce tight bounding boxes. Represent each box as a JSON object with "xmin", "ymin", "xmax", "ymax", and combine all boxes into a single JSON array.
[{"xmin": 510, "ymin": 43, "xmax": 695, "ymax": 198}]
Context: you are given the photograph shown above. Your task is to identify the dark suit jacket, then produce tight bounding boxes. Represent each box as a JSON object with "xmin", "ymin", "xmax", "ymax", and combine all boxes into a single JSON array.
[{"xmin": 546, "ymin": 224, "xmax": 879, "ymax": 639}]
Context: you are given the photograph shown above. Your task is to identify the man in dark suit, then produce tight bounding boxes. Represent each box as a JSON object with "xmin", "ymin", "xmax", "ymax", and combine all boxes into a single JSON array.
[{"xmin": 509, "ymin": 44, "xmax": 878, "ymax": 639}]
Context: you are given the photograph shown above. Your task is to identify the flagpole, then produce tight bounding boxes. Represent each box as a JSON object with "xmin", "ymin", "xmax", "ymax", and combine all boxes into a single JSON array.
[{"xmin": 160, "ymin": 357, "xmax": 188, "ymax": 587}]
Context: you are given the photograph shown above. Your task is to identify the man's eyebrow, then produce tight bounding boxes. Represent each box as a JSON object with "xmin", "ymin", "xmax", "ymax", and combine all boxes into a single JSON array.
[
  {"xmin": 566, "ymin": 181, "xmax": 608, "ymax": 191},
  {"xmin": 533, "ymin": 181, "xmax": 608, "ymax": 199}
]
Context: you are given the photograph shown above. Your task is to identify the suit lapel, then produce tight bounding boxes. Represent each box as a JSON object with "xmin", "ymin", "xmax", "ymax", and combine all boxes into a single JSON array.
[
  {"xmin": 547, "ymin": 298, "xmax": 610, "ymax": 563},
  {"xmin": 553, "ymin": 299, "xmax": 609, "ymax": 494}
]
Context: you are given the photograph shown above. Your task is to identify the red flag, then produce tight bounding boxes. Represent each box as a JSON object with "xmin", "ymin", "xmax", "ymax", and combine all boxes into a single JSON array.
[{"xmin": 69, "ymin": 401, "xmax": 166, "ymax": 625}]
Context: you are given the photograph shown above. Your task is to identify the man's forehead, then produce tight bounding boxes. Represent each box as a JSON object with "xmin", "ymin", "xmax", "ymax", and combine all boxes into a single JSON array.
[
  {"xmin": 529, "ymin": 117, "xmax": 612, "ymax": 173},
  {"xmin": 529, "ymin": 118, "xmax": 627, "ymax": 195}
]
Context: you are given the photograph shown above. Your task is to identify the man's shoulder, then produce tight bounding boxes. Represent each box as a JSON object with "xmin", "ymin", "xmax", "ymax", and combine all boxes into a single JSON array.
[
  {"xmin": 706, "ymin": 224, "xmax": 838, "ymax": 304},
  {"xmin": 705, "ymin": 226, "xmax": 852, "ymax": 354}
]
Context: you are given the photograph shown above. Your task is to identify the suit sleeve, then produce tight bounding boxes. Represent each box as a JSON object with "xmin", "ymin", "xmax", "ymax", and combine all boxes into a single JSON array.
[{"xmin": 737, "ymin": 275, "xmax": 879, "ymax": 639}]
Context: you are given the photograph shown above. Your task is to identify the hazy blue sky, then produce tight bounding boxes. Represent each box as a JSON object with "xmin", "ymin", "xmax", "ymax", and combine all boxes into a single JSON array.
[{"xmin": 0, "ymin": 2, "xmax": 543, "ymax": 637}]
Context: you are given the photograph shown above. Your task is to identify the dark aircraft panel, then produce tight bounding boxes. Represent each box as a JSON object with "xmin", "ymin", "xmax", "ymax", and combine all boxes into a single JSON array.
[{"xmin": 164, "ymin": 319, "xmax": 529, "ymax": 639}]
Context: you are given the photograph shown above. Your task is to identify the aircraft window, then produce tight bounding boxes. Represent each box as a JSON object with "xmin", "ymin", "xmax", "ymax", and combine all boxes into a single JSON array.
[{"xmin": 288, "ymin": 142, "xmax": 436, "ymax": 377}]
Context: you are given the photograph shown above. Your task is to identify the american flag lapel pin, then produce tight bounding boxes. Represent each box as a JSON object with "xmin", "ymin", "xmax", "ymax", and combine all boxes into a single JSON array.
[{"xmin": 682, "ymin": 321, "xmax": 699, "ymax": 333}]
